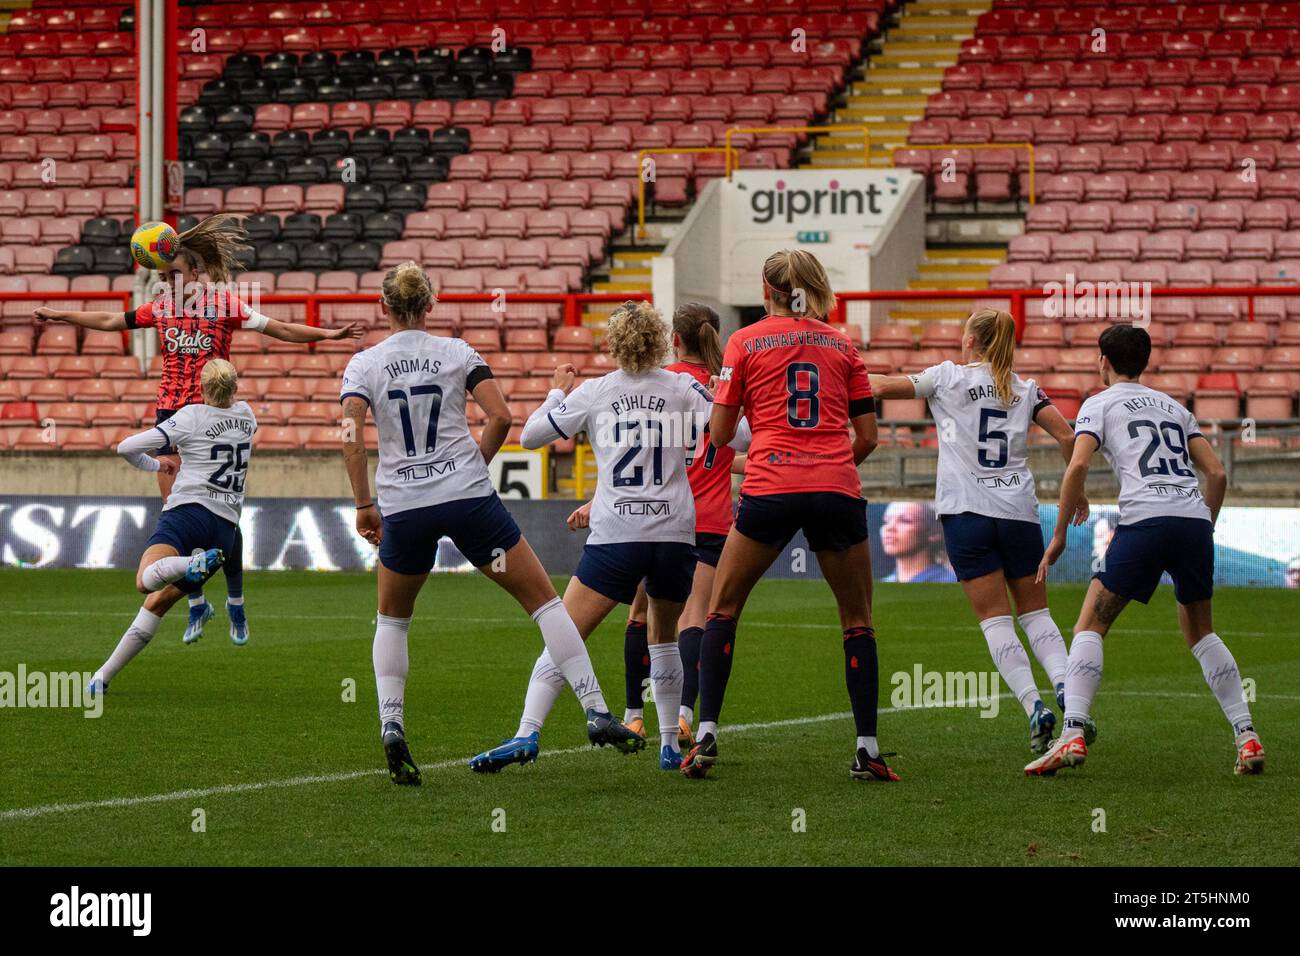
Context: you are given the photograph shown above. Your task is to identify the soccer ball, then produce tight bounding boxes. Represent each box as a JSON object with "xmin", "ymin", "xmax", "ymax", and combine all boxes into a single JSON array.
[{"xmin": 130, "ymin": 221, "xmax": 180, "ymax": 270}]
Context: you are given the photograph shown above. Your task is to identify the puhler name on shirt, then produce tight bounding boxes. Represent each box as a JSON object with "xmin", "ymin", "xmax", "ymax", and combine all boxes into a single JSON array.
[
  {"xmin": 203, "ymin": 418, "xmax": 254, "ymax": 440},
  {"xmin": 383, "ymin": 357, "xmax": 443, "ymax": 379},
  {"xmin": 609, "ymin": 392, "xmax": 667, "ymax": 414}
]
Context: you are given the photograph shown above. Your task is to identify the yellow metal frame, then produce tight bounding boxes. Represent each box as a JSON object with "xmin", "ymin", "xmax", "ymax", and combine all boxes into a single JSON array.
[
  {"xmin": 636, "ymin": 147, "xmax": 734, "ymax": 239},
  {"xmin": 893, "ymin": 142, "xmax": 1037, "ymax": 205},
  {"xmin": 724, "ymin": 125, "xmax": 872, "ymax": 178}
]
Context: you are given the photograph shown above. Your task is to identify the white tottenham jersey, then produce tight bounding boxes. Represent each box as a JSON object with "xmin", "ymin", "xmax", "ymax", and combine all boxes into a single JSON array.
[
  {"xmin": 155, "ymin": 401, "xmax": 257, "ymax": 525},
  {"xmin": 910, "ymin": 360, "xmax": 1051, "ymax": 523},
  {"xmin": 521, "ymin": 368, "xmax": 713, "ymax": 546},
  {"xmin": 341, "ymin": 329, "xmax": 495, "ymax": 517},
  {"xmin": 1074, "ymin": 382, "xmax": 1211, "ymax": 525}
]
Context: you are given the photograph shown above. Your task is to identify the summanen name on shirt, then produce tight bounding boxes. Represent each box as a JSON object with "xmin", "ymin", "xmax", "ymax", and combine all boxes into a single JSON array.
[{"xmin": 203, "ymin": 418, "xmax": 254, "ymax": 440}]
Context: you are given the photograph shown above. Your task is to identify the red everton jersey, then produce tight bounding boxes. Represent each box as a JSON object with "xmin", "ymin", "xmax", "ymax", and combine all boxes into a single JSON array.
[
  {"xmin": 714, "ymin": 315, "xmax": 872, "ymax": 499},
  {"xmin": 668, "ymin": 360, "xmax": 735, "ymax": 535},
  {"xmin": 128, "ymin": 286, "xmax": 254, "ymax": 410}
]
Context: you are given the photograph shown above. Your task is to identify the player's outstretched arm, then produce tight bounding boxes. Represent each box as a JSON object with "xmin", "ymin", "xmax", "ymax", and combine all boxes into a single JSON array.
[
  {"xmin": 1037, "ymin": 434, "xmax": 1097, "ymax": 582},
  {"xmin": 471, "ymin": 377, "xmax": 511, "ymax": 463},
  {"xmin": 340, "ymin": 396, "xmax": 381, "ymax": 545},
  {"xmin": 1188, "ymin": 435, "xmax": 1227, "ymax": 526},
  {"xmin": 261, "ymin": 318, "xmax": 361, "ymax": 344},
  {"xmin": 866, "ymin": 373, "xmax": 916, "ymax": 400},
  {"xmin": 115, "ymin": 428, "xmax": 176, "ymax": 475},
  {"xmin": 1035, "ymin": 404, "xmax": 1089, "ymax": 525},
  {"xmin": 34, "ymin": 307, "xmax": 127, "ymax": 331}
]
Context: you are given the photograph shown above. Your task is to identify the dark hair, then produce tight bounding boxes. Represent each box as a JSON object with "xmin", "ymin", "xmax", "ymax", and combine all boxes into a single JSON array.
[
  {"xmin": 672, "ymin": 303, "xmax": 723, "ymax": 376},
  {"xmin": 1098, "ymin": 324, "xmax": 1152, "ymax": 378}
]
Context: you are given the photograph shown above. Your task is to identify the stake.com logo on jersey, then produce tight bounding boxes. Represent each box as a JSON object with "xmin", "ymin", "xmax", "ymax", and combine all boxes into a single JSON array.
[{"xmin": 742, "ymin": 177, "xmax": 893, "ymax": 225}]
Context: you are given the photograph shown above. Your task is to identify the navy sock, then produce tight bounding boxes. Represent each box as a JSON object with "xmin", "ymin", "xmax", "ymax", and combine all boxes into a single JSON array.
[
  {"xmin": 698, "ymin": 613, "xmax": 737, "ymax": 726},
  {"xmin": 223, "ymin": 526, "xmax": 244, "ymax": 600},
  {"xmin": 678, "ymin": 626, "xmax": 703, "ymax": 712},
  {"xmin": 843, "ymin": 626, "xmax": 878, "ymax": 738},
  {"xmin": 623, "ymin": 619, "xmax": 649, "ymax": 711}
]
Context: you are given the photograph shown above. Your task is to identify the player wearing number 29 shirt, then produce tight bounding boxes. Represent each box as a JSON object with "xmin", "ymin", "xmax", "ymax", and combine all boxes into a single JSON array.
[
  {"xmin": 1028, "ymin": 324, "xmax": 1263, "ymax": 779},
  {"xmin": 680, "ymin": 249, "xmax": 899, "ymax": 783},
  {"xmin": 341, "ymin": 262, "xmax": 639, "ymax": 787}
]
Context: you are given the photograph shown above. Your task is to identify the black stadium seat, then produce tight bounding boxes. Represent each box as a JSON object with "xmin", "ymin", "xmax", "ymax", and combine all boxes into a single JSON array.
[
  {"xmin": 92, "ymin": 246, "xmax": 133, "ymax": 274},
  {"xmin": 384, "ymin": 182, "xmax": 425, "ymax": 213},
  {"xmin": 338, "ymin": 241, "xmax": 381, "ymax": 272},
  {"xmin": 298, "ymin": 242, "xmax": 339, "ymax": 271},
  {"xmin": 257, "ymin": 242, "xmax": 299, "ymax": 271},
  {"xmin": 344, "ymin": 183, "xmax": 386, "ymax": 214},
  {"xmin": 351, "ymin": 127, "xmax": 390, "ymax": 158},
  {"xmin": 368, "ymin": 156, "xmax": 408, "ymax": 184},
  {"xmin": 207, "ymin": 161, "xmax": 248, "ymax": 188},
  {"xmin": 299, "ymin": 51, "xmax": 338, "ymax": 81},
  {"xmin": 271, "ymin": 130, "xmax": 309, "ymax": 162},
  {"xmin": 280, "ymin": 213, "xmax": 322, "ymax": 243},
  {"xmin": 246, "ymin": 159, "xmax": 287, "ymax": 186},
  {"xmin": 322, "ymin": 212, "xmax": 364, "ymax": 242},
  {"xmin": 243, "ymin": 214, "xmax": 281, "ymax": 244},
  {"xmin": 406, "ymin": 155, "xmax": 449, "ymax": 183},
  {"xmin": 53, "ymin": 246, "xmax": 94, "ymax": 277},
  {"xmin": 285, "ymin": 157, "xmax": 329, "ymax": 185},
  {"xmin": 277, "ymin": 76, "xmax": 318, "ymax": 104},
  {"xmin": 229, "ymin": 131, "xmax": 271, "ymax": 163},
  {"xmin": 363, "ymin": 212, "xmax": 405, "ymax": 241}
]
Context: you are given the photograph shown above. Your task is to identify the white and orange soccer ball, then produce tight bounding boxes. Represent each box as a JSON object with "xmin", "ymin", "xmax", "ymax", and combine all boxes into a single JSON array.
[{"xmin": 130, "ymin": 220, "xmax": 180, "ymax": 270}]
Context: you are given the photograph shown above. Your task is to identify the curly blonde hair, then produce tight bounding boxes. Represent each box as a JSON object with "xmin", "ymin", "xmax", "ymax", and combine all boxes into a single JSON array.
[{"xmin": 605, "ymin": 300, "xmax": 669, "ymax": 373}]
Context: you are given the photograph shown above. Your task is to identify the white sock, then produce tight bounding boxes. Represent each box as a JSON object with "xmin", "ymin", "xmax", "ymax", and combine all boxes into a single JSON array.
[
  {"xmin": 532, "ymin": 597, "xmax": 607, "ymax": 713},
  {"xmin": 679, "ymin": 705, "xmax": 693, "ymax": 726},
  {"xmin": 1018, "ymin": 607, "xmax": 1069, "ymax": 689},
  {"xmin": 979, "ymin": 615, "xmax": 1040, "ymax": 716},
  {"xmin": 1063, "ymin": 630, "xmax": 1104, "ymax": 740},
  {"xmin": 227, "ymin": 596, "xmax": 244, "ymax": 607},
  {"xmin": 517, "ymin": 650, "xmax": 565, "ymax": 738},
  {"xmin": 649, "ymin": 642, "xmax": 683, "ymax": 752},
  {"xmin": 141, "ymin": 555, "xmax": 193, "ymax": 591},
  {"xmin": 1191, "ymin": 633, "xmax": 1255, "ymax": 739},
  {"xmin": 623, "ymin": 707, "xmax": 643, "ymax": 723},
  {"xmin": 373, "ymin": 612, "xmax": 410, "ymax": 733},
  {"xmin": 96, "ymin": 608, "xmax": 162, "ymax": 683},
  {"xmin": 698, "ymin": 720, "xmax": 718, "ymax": 741},
  {"xmin": 188, "ymin": 593, "xmax": 205, "ymax": 609},
  {"xmin": 856, "ymin": 735, "xmax": 879, "ymax": 758}
]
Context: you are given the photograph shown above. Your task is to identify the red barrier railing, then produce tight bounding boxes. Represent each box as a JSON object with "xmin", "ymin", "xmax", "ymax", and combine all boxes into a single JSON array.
[
  {"xmin": 832, "ymin": 286, "xmax": 1300, "ymax": 340},
  {"xmin": 260, "ymin": 291, "xmax": 652, "ymax": 330}
]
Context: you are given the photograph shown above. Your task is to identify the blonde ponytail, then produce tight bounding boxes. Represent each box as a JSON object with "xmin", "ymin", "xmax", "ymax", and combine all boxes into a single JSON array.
[
  {"xmin": 381, "ymin": 260, "xmax": 435, "ymax": 326},
  {"xmin": 967, "ymin": 308, "xmax": 1017, "ymax": 406},
  {"xmin": 201, "ymin": 358, "xmax": 239, "ymax": 408},
  {"xmin": 761, "ymin": 249, "xmax": 836, "ymax": 319}
]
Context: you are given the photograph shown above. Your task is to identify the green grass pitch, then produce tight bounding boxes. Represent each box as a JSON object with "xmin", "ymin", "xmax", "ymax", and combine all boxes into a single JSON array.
[{"xmin": 1, "ymin": 569, "xmax": 1295, "ymax": 866}]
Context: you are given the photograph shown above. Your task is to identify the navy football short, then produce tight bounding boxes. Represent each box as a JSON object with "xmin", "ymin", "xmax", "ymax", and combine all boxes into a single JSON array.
[
  {"xmin": 147, "ymin": 503, "xmax": 238, "ymax": 557},
  {"xmin": 693, "ymin": 531, "xmax": 728, "ymax": 568},
  {"xmin": 1096, "ymin": 516, "xmax": 1215, "ymax": 605},
  {"xmin": 734, "ymin": 491, "xmax": 868, "ymax": 552},
  {"xmin": 940, "ymin": 512, "xmax": 1045, "ymax": 582},
  {"xmin": 154, "ymin": 408, "xmax": 181, "ymax": 456},
  {"xmin": 379, "ymin": 493, "xmax": 522, "ymax": 575},
  {"xmin": 576, "ymin": 541, "xmax": 697, "ymax": 605}
]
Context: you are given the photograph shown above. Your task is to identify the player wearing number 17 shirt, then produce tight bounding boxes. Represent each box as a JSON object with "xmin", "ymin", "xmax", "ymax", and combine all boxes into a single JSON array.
[
  {"xmin": 870, "ymin": 308, "xmax": 1091, "ymax": 756},
  {"xmin": 681, "ymin": 249, "xmax": 899, "ymax": 783},
  {"xmin": 339, "ymin": 262, "xmax": 637, "ymax": 786},
  {"xmin": 1028, "ymin": 324, "xmax": 1264, "ymax": 778},
  {"xmin": 86, "ymin": 359, "xmax": 255, "ymax": 696}
]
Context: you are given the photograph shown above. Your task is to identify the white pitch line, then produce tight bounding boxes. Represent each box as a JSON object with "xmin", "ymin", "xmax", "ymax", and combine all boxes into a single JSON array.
[
  {"xmin": 2, "ymin": 608, "xmax": 1274, "ymax": 639},
  {"xmin": 0, "ymin": 697, "xmax": 997, "ymax": 822},
  {"xmin": 5, "ymin": 688, "xmax": 1295, "ymax": 823}
]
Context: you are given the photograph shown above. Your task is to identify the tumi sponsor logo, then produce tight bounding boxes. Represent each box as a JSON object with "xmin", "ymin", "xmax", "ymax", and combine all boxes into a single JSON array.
[
  {"xmin": 743, "ymin": 176, "xmax": 892, "ymax": 225},
  {"xmin": 49, "ymin": 886, "xmax": 151, "ymax": 936}
]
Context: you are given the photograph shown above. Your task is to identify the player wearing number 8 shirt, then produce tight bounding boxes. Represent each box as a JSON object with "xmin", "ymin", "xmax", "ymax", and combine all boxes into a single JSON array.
[
  {"xmin": 1028, "ymin": 325, "xmax": 1264, "ymax": 778},
  {"xmin": 870, "ymin": 309, "xmax": 1090, "ymax": 756},
  {"xmin": 682, "ymin": 249, "xmax": 899, "ymax": 782},
  {"xmin": 86, "ymin": 360, "xmax": 255, "ymax": 696},
  {"xmin": 339, "ymin": 262, "xmax": 640, "ymax": 786}
]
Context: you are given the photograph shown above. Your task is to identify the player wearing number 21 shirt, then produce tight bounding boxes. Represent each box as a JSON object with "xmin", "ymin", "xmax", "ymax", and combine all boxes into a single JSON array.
[{"xmin": 680, "ymin": 249, "xmax": 899, "ymax": 783}]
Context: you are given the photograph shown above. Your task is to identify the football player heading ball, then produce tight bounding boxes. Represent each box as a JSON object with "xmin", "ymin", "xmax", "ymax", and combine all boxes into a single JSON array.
[{"xmin": 35, "ymin": 213, "xmax": 360, "ymax": 646}]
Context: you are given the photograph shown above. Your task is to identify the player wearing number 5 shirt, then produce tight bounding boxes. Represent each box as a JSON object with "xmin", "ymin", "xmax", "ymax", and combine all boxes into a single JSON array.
[
  {"xmin": 681, "ymin": 249, "xmax": 899, "ymax": 783},
  {"xmin": 1029, "ymin": 324, "xmax": 1264, "ymax": 778}
]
